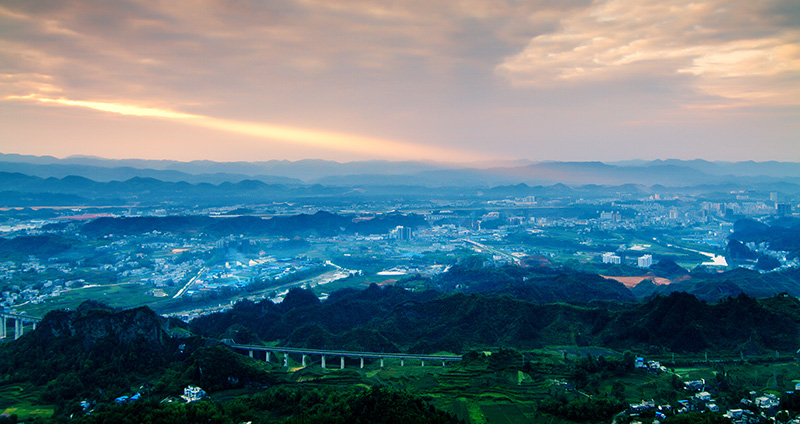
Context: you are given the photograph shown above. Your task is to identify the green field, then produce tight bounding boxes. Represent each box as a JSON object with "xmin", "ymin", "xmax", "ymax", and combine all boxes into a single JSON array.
[
  {"xmin": 238, "ymin": 347, "xmax": 800, "ymax": 424},
  {"xmin": 0, "ymin": 383, "xmax": 54, "ymax": 420},
  {"xmin": 15, "ymin": 265, "xmax": 369, "ymax": 319},
  {"xmin": 17, "ymin": 283, "xmax": 167, "ymax": 317}
]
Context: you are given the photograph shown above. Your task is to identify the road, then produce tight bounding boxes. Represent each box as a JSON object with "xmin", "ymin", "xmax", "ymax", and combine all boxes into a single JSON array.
[
  {"xmin": 462, "ymin": 239, "xmax": 520, "ymax": 264},
  {"xmin": 173, "ymin": 267, "xmax": 208, "ymax": 299}
]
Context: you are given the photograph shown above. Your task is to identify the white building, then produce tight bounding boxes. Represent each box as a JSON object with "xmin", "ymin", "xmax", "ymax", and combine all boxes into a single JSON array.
[
  {"xmin": 391, "ymin": 226, "xmax": 413, "ymax": 241},
  {"xmin": 638, "ymin": 255, "xmax": 653, "ymax": 268},
  {"xmin": 602, "ymin": 252, "xmax": 621, "ymax": 264},
  {"xmin": 182, "ymin": 385, "xmax": 206, "ymax": 402}
]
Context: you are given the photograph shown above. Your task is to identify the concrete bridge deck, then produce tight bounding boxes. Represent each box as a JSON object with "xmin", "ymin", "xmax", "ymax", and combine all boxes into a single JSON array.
[
  {"xmin": 231, "ymin": 343, "xmax": 462, "ymax": 361},
  {"xmin": 0, "ymin": 312, "xmax": 42, "ymax": 321},
  {"xmin": 1, "ymin": 311, "xmax": 42, "ymax": 340},
  {"xmin": 229, "ymin": 342, "xmax": 462, "ymax": 369}
]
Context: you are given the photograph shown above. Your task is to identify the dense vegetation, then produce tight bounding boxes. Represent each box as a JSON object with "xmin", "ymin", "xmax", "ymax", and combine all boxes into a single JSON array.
[
  {"xmin": 3, "ymin": 283, "xmax": 800, "ymax": 423},
  {"xmin": 0, "ymin": 301, "xmax": 209, "ymax": 416},
  {"xmin": 731, "ymin": 218, "xmax": 800, "ymax": 254},
  {"xmin": 633, "ymin": 266, "xmax": 800, "ymax": 300},
  {"xmin": 0, "ymin": 235, "xmax": 74, "ymax": 261},
  {"xmin": 539, "ymin": 396, "xmax": 626, "ymax": 422},
  {"xmin": 0, "ymin": 300, "xmax": 460, "ymax": 423},
  {"xmin": 191, "ymin": 285, "xmax": 800, "ymax": 355},
  {"xmin": 72, "ymin": 386, "xmax": 457, "ymax": 424},
  {"xmin": 78, "ymin": 211, "xmax": 425, "ymax": 238},
  {"xmin": 435, "ymin": 262, "xmax": 635, "ymax": 303},
  {"xmin": 426, "ymin": 258, "xmax": 800, "ymax": 303}
]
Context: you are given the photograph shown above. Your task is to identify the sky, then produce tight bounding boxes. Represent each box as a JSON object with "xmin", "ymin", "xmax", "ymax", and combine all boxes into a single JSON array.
[{"xmin": 1, "ymin": 0, "xmax": 799, "ymax": 163}]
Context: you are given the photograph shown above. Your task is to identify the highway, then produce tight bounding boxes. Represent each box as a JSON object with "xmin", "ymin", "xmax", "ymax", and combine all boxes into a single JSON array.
[
  {"xmin": 462, "ymin": 238, "xmax": 520, "ymax": 264},
  {"xmin": 173, "ymin": 267, "xmax": 208, "ymax": 299}
]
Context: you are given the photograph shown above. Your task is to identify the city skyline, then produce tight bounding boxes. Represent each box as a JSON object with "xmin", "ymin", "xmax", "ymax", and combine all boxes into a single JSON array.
[{"xmin": 2, "ymin": 0, "xmax": 799, "ymax": 163}]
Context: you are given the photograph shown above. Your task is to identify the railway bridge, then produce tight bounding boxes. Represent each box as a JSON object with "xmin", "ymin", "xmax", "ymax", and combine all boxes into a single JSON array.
[
  {"xmin": 228, "ymin": 342, "xmax": 462, "ymax": 369},
  {"xmin": 0, "ymin": 311, "xmax": 42, "ymax": 340}
]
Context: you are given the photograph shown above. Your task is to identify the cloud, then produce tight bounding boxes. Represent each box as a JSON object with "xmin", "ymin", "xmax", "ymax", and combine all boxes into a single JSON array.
[
  {"xmin": 497, "ymin": 0, "xmax": 800, "ymax": 106},
  {"xmin": 0, "ymin": 0, "xmax": 578, "ymax": 98},
  {"xmin": 6, "ymin": 93, "xmax": 487, "ymax": 162},
  {"xmin": 0, "ymin": 0, "xmax": 797, "ymax": 162}
]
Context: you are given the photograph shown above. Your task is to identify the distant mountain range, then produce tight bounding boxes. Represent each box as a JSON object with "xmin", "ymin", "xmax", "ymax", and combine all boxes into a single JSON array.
[
  {"xmin": 1, "ymin": 154, "xmax": 799, "ymax": 207},
  {"xmin": 2, "ymin": 153, "xmax": 798, "ymax": 188}
]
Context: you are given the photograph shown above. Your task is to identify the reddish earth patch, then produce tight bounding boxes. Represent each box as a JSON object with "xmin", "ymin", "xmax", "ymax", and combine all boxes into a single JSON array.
[
  {"xmin": 364, "ymin": 279, "xmax": 397, "ymax": 286},
  {"xmin": 601, "ymin": 275, "xmax": 673, "ymax": 288},
  {"xmin": 520, "ymin": 255, "xmax": 553, "ymax": 268}
]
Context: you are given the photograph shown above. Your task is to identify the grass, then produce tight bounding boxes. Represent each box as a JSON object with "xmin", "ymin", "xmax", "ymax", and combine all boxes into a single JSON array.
[
  {"xmin": 16, "ymin": 264, "xmax": 367, "ymax": 319},
  {"xmin": 481, "ymin": 403, "xmax": 535, "ymax": 424},
  {"xmin": 0, "ymin": 383, "xmax": 54, "ymax": 420},
  {"xmin": 18, "ymin": 283, "xmax": 167, "ymax": 317},
  {"xmin": 312, "ymin": 274, "xmax": 398, "ymax": 295}
]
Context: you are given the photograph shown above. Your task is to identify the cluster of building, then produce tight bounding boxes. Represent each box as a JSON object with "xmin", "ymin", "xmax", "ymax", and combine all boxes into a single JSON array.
[
  {"xmin": 602, "ymin": 252, "xmax": 654, "ymax": 268},
  {"xmin": 625, "ymin": 376, "xmax": 800, "ymax": 424},
  {"xmin": 634, "ymin": 357, "xmax": 668, "ymax": 373},
  {"xmin": 1, "ymin": 184, "xmax": 798, "ymax": 319}
]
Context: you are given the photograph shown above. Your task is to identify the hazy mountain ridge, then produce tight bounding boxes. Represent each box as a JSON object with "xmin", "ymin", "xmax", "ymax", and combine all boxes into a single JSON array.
[
  {"xmin": 3, "ymin": 171, "xmax": 799, "ymax": 208},
  {"xmin": 0, "ymin": 161, "xmax": 304, "ymax": 185},
  {"xmin": 2, "ymin": 153, "xmax": 798, "ymax": 187},
  {"xmin": 615, "ymin": 158, "xmax": 800, "ymax": 178},
  {"xmin": 0, "ymin": 172, "xmax": 335, "ymax": 206}
]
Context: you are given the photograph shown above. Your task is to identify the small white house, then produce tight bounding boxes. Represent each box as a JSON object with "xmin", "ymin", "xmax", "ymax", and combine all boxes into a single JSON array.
[{"xmin": 181, "ymin": 385, "xmax": 206, "ymax": 402}]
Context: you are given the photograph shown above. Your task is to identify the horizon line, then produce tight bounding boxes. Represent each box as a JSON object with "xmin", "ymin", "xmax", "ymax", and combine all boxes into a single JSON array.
[{"xmin": 1, "ymin": 151, "xmax": 797, "ymax": 166}]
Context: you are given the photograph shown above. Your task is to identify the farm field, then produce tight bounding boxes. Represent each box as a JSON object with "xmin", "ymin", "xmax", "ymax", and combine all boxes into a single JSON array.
[{"xmin": 0, "ymin": 383, "xmax": 54, "ymax": 420}]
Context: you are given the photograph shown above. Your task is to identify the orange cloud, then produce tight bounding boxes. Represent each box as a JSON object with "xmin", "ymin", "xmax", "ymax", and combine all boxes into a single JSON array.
[
  {"xmin": 497, "ymin": 0, "xmax": 800, "ymax": 107},
  {"xmin": 6, "ymin": 94, "xmax": 486, "ymax": 162}
]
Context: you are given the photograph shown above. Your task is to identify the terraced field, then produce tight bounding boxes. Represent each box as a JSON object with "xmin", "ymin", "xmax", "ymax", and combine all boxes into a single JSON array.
[{"xmin": 0, "ymin": 383, "xmax": 54, "ymax": 420}]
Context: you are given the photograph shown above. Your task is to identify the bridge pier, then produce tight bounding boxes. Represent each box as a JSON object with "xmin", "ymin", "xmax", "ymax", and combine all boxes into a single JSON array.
[
  {"xmin": 226, "ymin": 344, "xmax": 462, "ymax": 373},
  {"xmin": 0, "ymin": 313, "xmax": 43, "ymax": 340}
]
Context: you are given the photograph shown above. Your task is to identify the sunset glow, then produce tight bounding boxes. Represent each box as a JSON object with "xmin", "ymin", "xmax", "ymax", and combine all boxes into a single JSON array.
[
  {"xmin": 8, "ymin": 94, "xmax": 484, "ymax": 162},
  {"xmin": 1, "ymin": 0, "xmax": 798, "ymax": 161}
]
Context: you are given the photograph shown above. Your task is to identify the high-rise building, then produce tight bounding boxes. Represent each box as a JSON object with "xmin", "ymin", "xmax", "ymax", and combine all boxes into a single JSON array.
[
  {"xmin": 392, "ymin": 225, "xmax": 413, "ymax": 241},
  {"xmin": 602, "ymin": 252, "xmax": 621, "ymax": 264},
  {"xmin": 638, "ymin": 254, "xmax": 653, "ymax": 268}
]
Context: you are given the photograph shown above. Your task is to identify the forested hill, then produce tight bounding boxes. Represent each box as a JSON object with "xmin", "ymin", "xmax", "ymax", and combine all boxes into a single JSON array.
[
  {"xmin": 0, "ymin": 301, "xmax": 279, "ymax": 417},
  {"xmin": 190, "ymin": 285, "xmax": 800, "ymax": 355},
  {"xmin": 0, "ymin": 301, "xmax": 200, "ymax": 393},
  {"xmin": 78, "ymin": 211, "xmax": 425, "ymax": 237},
  {"xmin": 435, "ymin": 264, "xmax": 635, "ymax": 303},
  {"xmin": 435, "ymin": 262, "xmax": 800, "ymax": 303}
]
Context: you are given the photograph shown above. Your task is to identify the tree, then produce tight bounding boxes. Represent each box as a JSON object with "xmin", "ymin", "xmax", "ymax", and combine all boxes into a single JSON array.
[{"xmin": 756, "ymin": 255, "xmax": 780, "ymax": 271}]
